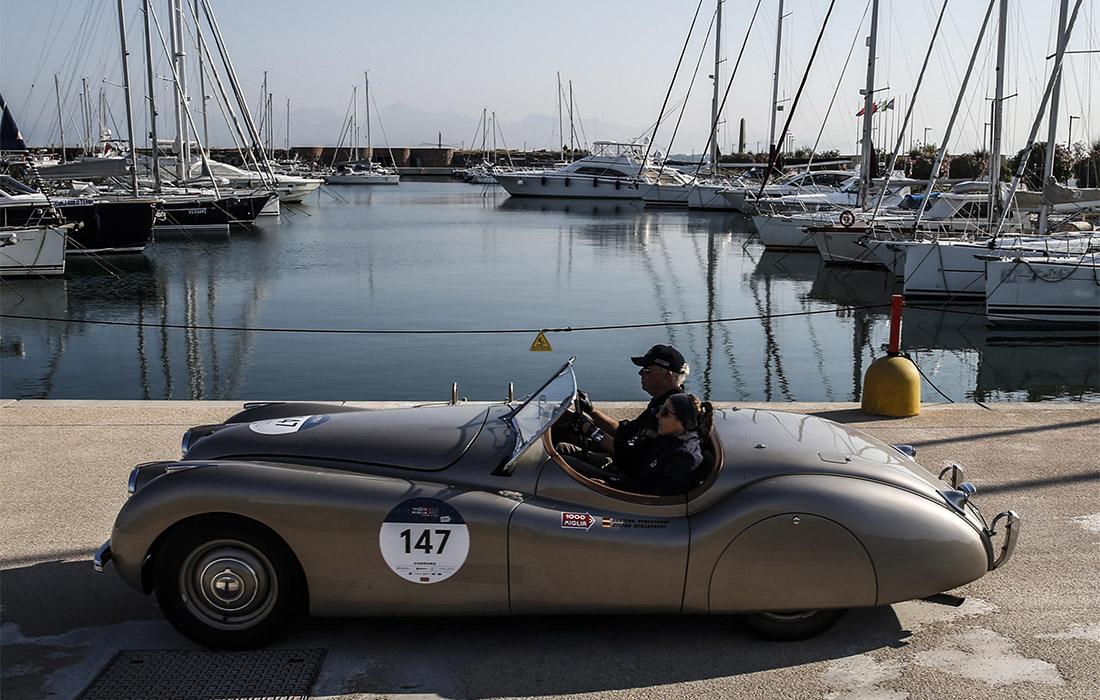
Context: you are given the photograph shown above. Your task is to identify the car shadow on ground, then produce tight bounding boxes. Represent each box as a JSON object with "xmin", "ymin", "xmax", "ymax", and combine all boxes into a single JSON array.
[
  {"xmin": 2, "ymin": 560, "xmax": 915, "ymax": 700},
  {"xmin": 295, "ymin": 608, "xmax": 914, "ymax": 698}
]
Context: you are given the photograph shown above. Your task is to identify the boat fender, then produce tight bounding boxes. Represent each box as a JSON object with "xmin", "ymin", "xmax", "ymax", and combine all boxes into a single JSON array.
[
  {"xmin": 564, "ymin": 177, "xmax": 570, "ymax": 187},
  {"xmin": 541, "ymin": 176, "xmax": 546, "ymax": 186},
  {"xmin": 517, "ymin": 179, "xmax": 525, "ymax": 186},
  {"xmin": 616, "ymin": 181, "xmax": 621, "ymax": 190},
  {"xmin": 593, "ymin": 177, "xmax": 599, "ymax": 188}
]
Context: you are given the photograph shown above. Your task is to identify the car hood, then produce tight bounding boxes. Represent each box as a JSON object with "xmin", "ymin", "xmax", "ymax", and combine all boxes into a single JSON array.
[{"xmin": 183, "ymin": 403, "xmax": 511, "ymax": 471}]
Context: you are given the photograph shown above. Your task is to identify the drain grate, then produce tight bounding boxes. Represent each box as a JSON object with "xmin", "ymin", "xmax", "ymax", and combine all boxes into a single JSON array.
[{"xmin": 78, "ymin": 648, "xmax": 326, "ymax": 700}]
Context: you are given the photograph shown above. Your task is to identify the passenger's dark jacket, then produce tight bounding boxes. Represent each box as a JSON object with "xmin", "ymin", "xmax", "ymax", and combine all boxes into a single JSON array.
[
  {"xmin": 612, "ymin": 388, "xmax": 684, "ymax": 475},
  {"xmin": 631, "ymin": 431, "xmax": 703, "ymax": 496}
]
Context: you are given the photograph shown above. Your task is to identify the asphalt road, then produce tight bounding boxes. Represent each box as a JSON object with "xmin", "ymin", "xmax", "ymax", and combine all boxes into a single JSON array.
[{"xmin": 2, "ymin": 399, "xmax": 1098, "ymax": 700}]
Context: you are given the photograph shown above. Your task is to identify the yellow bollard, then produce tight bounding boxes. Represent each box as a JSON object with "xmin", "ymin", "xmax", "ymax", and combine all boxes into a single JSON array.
[
  {"xmin": 861, "ymin": 295, "xmax": 921, "ymax": 417},
  {"xmin": 861, "ymin": 354, "xmax": 921, "ymax": 417}
]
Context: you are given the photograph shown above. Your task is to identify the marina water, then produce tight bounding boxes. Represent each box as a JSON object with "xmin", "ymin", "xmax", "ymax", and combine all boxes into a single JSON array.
[{"xmin": 2, "ymin": 182, "xmax": 1096, "ymax": 403}]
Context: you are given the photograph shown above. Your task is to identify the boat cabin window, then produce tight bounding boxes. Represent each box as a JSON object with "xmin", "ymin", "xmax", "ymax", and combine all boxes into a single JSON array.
[
  {"xmin": 573, "ymin": 166, "xmax": 633, "ymax": 178},
  {"xmin": 0, "ymin": 176, "xmax": 39, "ymax": 196}
]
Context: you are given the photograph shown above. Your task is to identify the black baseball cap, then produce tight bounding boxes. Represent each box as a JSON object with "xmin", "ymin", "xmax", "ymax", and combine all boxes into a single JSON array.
[{"xmin": 631, "ymin": 344, "xmax": 685, "ymax": 373}]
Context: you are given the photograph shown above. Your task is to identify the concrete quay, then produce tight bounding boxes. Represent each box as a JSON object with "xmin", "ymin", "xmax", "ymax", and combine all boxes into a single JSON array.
[{"xmin": 1, "ymin": 399, "xmax": 1098, "ymax": 700}]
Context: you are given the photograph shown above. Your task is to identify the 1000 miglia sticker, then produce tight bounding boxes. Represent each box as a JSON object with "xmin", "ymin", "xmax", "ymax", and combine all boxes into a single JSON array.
[{"xmin": 379, "ymin": 498, "xmax": 470, "ymax": 584}]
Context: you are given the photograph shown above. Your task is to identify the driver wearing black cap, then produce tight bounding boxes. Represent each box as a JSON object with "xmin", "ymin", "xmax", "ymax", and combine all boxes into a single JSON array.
[{"xmin": 570, "ymin": 344, "xmax": 689, "ymax": 481}]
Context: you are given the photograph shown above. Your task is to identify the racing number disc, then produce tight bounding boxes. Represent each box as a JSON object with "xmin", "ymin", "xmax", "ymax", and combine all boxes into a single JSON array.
[{"xmin": 379, "ymin": 498, "xmax": 470, "ymax": 584}]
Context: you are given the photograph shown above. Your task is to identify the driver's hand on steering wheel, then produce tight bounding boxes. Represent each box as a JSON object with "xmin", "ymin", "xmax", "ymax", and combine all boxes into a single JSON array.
[{"xmin": 576, "ymin": 390, "xmax": 594, "ymax": 415}]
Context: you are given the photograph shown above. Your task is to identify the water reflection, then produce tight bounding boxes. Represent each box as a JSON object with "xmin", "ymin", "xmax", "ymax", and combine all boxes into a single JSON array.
[
  {"xmin": 1, "ymin": 183, "xmax": 1096, "ymax": 403},
  {"xmin": 497, "ymin": 196, "xmax": 646, "ymax": 216}
]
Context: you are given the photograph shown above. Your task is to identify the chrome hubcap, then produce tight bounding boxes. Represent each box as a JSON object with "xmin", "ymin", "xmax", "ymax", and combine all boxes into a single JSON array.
[{"xmin": 181, "ymin": 541, "xmax": 277, "ymax": 630}]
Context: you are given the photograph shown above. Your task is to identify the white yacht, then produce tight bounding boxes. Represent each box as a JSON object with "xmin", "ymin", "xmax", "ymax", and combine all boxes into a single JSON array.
[
  {"xmin": 494, "ymin": 141, "xmax": 649, "ymax": 200},
  {"xmin": 324, "ymin": 162, "xmax": 400, "ymax": 185},
  {"xmin": 723, "ymin": 170, "xmax": 857, "ymax": 212},
  {"xmin": 205, "ymin": 160, "xmax": 323, "ymax": 203}
]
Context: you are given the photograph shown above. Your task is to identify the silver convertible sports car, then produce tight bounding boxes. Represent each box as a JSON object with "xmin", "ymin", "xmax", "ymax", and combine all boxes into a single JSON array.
[{"xmin": 95, "ymin": 360, "xmax": 1019, "ymax": 649}]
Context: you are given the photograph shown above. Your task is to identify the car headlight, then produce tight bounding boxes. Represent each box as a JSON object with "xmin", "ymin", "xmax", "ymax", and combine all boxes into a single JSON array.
[{"xmin": 128, "ymin": 462, "xmax": 172, "ymax": 496}]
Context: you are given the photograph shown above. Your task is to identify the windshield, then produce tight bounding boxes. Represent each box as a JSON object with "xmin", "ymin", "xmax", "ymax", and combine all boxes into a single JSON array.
[{"xmin": 503, "ymin": 359, "xmax": 577, "ymax": 469}]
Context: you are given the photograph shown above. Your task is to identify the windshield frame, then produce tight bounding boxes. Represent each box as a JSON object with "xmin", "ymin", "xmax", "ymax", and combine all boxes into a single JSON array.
[{"xmin": 501, "ymin": 358, "xmax": 578, "ymax": 471}]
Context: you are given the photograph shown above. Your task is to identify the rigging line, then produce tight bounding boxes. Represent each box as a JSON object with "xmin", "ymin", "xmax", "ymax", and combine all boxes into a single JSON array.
[
  {"xmin": 692, "ymin": 0, "xmax": 765, "ymax": 181},
  {"xmin": 1, "ymin": 304, "xmax": 890, "ymax": 337},
  {"xmin": 758, "ymin": 0, "xmax": 840, "ymax": 196},
  {"xmin": 657, "ymin": 8, "xmax": 717, "ymax": 178},
  {"xmin": 872, "ymin": 0, "xmax": 951, "ymax": 221},
  {"xmin": 905, "ymin": 351, "xmax": 957, "ymax": 402},
  {"xmin": 806, "ymin": 1, "xmax": 871, "ymax": 167},
  {"xmin": 642, "ymin": 0, "xmax": 706, "ymax": 166}
]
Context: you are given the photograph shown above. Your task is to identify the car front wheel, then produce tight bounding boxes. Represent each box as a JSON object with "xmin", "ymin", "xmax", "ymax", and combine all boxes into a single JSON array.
[
  {"xmin": 734, "ymin": 609, "xmax": 846, "ymax": 641},
  {"xmin": 154, "ymin": 518, "xmax": 300, "ymax": 649}
]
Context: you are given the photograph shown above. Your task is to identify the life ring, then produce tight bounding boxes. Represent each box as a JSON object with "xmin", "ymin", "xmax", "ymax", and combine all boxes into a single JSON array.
[{"xmin": 839, "ymin": 210, "xmax": 856, "ymax": 228}]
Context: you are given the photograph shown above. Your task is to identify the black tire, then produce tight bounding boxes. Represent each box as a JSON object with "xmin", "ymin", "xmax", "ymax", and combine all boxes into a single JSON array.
[
  {"xmin": 154, "ymin": 518, "xmax": 300, "ymax": 649},
  {"xmin": 734, "ymin": 609, "xmax": 847, "ymax": 641}
]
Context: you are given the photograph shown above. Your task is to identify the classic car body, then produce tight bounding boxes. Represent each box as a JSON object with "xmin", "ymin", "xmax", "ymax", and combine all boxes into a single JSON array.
[{"xmin": 96, "ymin": 360, "xmax": 1019, "ymax": 648}]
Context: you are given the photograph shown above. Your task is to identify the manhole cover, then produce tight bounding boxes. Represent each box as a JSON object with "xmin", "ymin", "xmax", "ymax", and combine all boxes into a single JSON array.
[{"xmin": 78, "ymin": 648, "xmax": 326, "ymax": 700}]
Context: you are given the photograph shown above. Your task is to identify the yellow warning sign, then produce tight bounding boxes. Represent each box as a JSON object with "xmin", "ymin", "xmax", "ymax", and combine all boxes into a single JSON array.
[{"xmin": 530, "ymin": 331, "xmax": 553, "ymax": 352}]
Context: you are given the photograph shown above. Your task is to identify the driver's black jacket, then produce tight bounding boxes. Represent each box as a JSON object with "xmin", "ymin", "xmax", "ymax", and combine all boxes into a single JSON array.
[{"xmin": 612, "ymin": 387, "xmax": 684, "ymax": 477}]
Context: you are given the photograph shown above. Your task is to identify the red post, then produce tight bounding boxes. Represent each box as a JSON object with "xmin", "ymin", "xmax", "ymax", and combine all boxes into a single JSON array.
[{"xmin": 888, "ymin": 295, "xmax": 904, "ymax": 355}]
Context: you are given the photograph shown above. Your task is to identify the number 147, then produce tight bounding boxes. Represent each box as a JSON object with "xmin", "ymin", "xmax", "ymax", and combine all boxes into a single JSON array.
[{"xmin": 400, "ymin": 528, "xmax": 451, "ymax": 555}]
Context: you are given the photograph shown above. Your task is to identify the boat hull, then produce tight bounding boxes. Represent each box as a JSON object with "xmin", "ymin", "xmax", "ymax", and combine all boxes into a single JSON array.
[
  {"xmin": 986, "ymin": 257, "xmax": 1100, "ymax": 326},
  {"xmin": 156, "ymin": 193, "xmax": 274, "ymax": 232},
  {"xmin": 495, "ymin": 173, "xmax": 643, "ymax": 200},
  {"xmin": 0, "ymin": 224, "xmax": 69, "ymax": 277}
]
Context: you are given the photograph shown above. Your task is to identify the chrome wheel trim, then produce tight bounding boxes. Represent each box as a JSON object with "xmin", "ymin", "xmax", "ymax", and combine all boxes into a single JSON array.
[{"xmin": 179, "ymin": 539, "xmax": 278, "ymax": 631}]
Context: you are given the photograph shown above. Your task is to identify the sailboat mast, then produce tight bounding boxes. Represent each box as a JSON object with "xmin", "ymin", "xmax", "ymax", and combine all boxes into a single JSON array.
[
  {"xmin": 364, "ymin": 70, "xmax": 371, "ymax": 162},
  {"xmin": 988, "ymin": 0, "xmax": 1008, "ymax": 226},
  {"xmin": 710, "ymin": 0, "xmax": 723, "ymax": 177},
  {"xmin": 168, "ymin": 0, "xmax": 188, "ymax": 181},
  {"xmin": 195, "ymin": 0, "xmax": 208, "ymax": 149},
  {"xmin": 1039, "ymin": 0, "xmax": 1069, "ymax": 234},
  {"xmin": 115, "ymin": 0, "xmax": 140, "ymax": 193},
  {"xmin": 54, "ymin": 74, "xmax": 66, "ymax": 164},
  {"xmin": 569, "ymin": 81, "xmax": 574, "ymax": 152},
  {"xmin": 768, "ymin": 0, "xmax": 784, "ymax": 155},
  {"xmin": 142, "ymin": 0, "xmax": 161, "ymax": 191},
  {"xmin": 858, "ymin": 0, "xmax": 880, "ymax": 209},
  {"xmin": 557, "ymin": 71, "xmax": 564, "ymax": 160}
]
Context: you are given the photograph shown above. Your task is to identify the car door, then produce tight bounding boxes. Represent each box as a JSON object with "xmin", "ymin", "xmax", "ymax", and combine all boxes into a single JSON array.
[{"xmin": 508, "ymin": 460, "xmax": 690, "ymax": 614}]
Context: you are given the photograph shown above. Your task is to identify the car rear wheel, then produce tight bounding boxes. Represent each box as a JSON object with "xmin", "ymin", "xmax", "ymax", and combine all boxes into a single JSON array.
[
  {"xmin": 154, "ymin": 518, "xmax": 299, "ymax": 649},
  {"xmin": 734, "ymin": 609, "xmax": 846, "ymax": 641}
]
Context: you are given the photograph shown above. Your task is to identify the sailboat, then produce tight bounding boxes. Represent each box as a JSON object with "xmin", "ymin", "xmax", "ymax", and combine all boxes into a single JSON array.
[
  {"xmin": 983, "ymin": 0, "xmax": 1098, "ymax": 327},
  {"xmin": 325, "ymin": 72, "xmax": 400, "ymax": 185}
]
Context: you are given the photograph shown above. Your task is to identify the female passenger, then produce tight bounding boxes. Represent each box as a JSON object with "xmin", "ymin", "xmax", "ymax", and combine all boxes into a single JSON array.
[{"xmin": 629, "ymin": 393, "xmax": 714, "ymax": 496}]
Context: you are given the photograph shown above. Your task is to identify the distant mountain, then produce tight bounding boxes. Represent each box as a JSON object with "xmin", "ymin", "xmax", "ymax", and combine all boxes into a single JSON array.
[{"xmin": 280, "ymin": 102, "xmax": 654, "ymax": 151}]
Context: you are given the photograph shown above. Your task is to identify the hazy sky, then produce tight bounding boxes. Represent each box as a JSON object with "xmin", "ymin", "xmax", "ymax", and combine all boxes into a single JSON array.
[{"xmin": 2, "ymin": 0, "xmax": 1096, "ymax": 156}]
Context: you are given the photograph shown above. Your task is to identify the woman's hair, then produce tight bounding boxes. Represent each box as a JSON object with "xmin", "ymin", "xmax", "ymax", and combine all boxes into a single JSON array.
[
  {"xmin": 691, "ymin": 395, "xmax": 715, "ymax": 434},
  {"xmin": 667, "ymin": 393, "xmax": 714, "ymax": 434}
]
